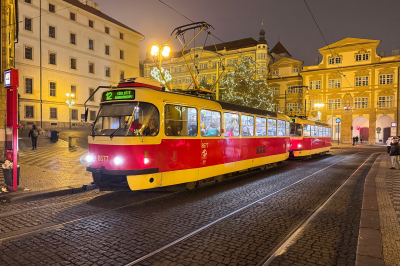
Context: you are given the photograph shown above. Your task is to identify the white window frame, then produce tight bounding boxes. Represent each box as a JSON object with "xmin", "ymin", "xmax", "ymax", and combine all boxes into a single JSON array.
[
  {"xmin": 355, "ymin": 76, "xmax": 369, "ymax": 87},
  {"xmin": 379, "ymin": 74, "xmax": 394, "ymax": 85},
  {"xmin": 328, "ymin": 99, "xmax": 341, "ymax": 110},
  {"xmin": 309, "ymin": 80, "xmax": 321, "ymax": 90},
  {"xmin": 328, "ymin": 78, "xmax": 341, "ymax": 88},
  {"xmin": 378, "ymin": 96, "xmax": 393, "ymax": 108},
  {"xmin": 354, "ymin": 97, "xmax": 368, "ymax": 109}
]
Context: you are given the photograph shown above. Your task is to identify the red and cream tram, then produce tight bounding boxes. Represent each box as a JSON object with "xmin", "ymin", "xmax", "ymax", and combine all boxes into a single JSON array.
[
  {"xmin": 289, "ymin": 118, "xmax": 332, "ymax": 158},
  {"xmin": 85, "ymin": 78, "xmax": 291, "ymax": 191}
]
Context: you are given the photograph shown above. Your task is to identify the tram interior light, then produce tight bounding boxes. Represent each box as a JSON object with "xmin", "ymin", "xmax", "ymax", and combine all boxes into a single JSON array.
[{"xmin": 114, "ymin": 156, "xmax": 123, "ymax": 166}]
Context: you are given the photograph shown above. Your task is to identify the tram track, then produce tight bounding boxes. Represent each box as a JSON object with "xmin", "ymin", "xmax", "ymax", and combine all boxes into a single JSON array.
[{"xmin": 123, "ymin": 152, "xmax": 361, "ymax": 266}]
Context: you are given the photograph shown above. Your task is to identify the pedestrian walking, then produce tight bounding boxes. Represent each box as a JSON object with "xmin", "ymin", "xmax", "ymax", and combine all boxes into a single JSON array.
[
  {"xmin": 355, "ymin": 136, "xmax": 359, "ymax": 145},
  {"xmin": 28, "ymin": 125, "xmax": 39, "ymax": 150},
  {"xmin": 389, "ymin": 138, "xmax": 400, "ymax": 169},
  {"xmin": 352, "ymin": 136, "xmax": 356, "ymax": 146},
  {"xmin": 360, "ymin": 135, "xmax": 363, "ymax": 144},
  {"xmin": 387, "ymin": 137, "xmax": 393, "ymax": 153}
]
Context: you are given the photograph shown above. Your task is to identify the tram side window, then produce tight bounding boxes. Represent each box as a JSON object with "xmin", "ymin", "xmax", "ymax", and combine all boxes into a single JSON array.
[
  {"xmin": 286, "ymin": 121, "xmax": 290, "ymax": 136},
  {"xmin": 223, "ymin": 113, "xmax": 239, "ymax": 137},
  {"xmin": 329, "ymin": 128, "xmax": 331, "ymax": 137},
  {"xmin": 311, "ymin": 125, "xmax": 316, "ymax": 136},
  {"xmin": 256, "ymin": 117, "xmax": 267, "ymax": 136},
  {"xmin": 165, "ymin": 105, "xmax": 197, "ymax": 136},
  {"xmin": 268, "ymin": 118, "xmax": 277, "ymax": 136},
  {"xmin": 324, "ymin": 127, "xmax": 327, "ymax": 137},
  {"xmin": 278, "ymin": 120, "xmax": 286, "ymax": 136},
  {"xmin": 319, "ymin": 126, "xmax": 323, "ymax": 137},
  {"xmin": 241, "ymin": 115, "xmax": 254, "ymax": 136},
  {"xmin": 303, "ymin": 124, "xmax": 310, "ymax": 137},
  {"xmin": 315, "ymin": 126, "xmax": 319, "ymax": 137},
  {"xmin": 201, "ymin": 109, "xmax": 221, "ymax": 137}
]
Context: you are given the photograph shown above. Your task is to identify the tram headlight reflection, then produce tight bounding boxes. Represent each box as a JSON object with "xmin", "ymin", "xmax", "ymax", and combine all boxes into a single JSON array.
[{"xmin": 114, "ymin": 156, "xmax": 123, "ymax": 166}]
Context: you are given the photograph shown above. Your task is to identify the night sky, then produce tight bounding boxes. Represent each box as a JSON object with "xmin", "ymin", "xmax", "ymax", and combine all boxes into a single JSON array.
[{"xmin": 94, "ymin": 0, "xmax": 400, "ymax": 66}]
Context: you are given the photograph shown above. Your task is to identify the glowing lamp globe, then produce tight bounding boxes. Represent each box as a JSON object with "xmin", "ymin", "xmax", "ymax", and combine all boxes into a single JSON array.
[
  {"xmin": 151, "ymin": 45, "xmax": 159, "ymax": 56},
  {"xmin": 162, "ymin": 45, "xmax": 170, "ymax": 57}
]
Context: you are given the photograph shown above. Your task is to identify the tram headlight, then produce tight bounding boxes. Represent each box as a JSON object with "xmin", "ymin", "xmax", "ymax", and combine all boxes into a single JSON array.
[
  {"xmin": 85, "ymin": 154, "xmax": 94, "ymax": 163},
  {"xmin": 144, "ymin": 158, "xmax": 149, "ymax": 164},
  {"xmin": 298, "ymin": 144, "xmax": 302, "ymax": 148},
  {"xmin": 114, "ymin": 156, "xmax": 123, "ymax": 166}
]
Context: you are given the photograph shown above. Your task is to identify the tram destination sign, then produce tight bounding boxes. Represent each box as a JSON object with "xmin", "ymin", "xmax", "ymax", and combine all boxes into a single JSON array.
[{"xmin": 102, "ymin": 90, "xmax": 135, "ymax": 101}]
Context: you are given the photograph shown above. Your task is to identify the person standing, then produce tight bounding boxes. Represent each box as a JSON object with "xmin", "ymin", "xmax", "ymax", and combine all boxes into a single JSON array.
[
  {"xmin": 28, "ymin": 125, "xmax": 39, "ymax": 150},
  {"xmin": 352, "ymin": 136, "xmax": 356, "ymax": 146},
  {"xmin": 389, "ymin": 138, "xmax": 400, "ymax": 169},
  {"xmin": 355, "ymin": 135, "xmax": 359, "ymax": 145},
  {"xmin": 387, "ymin": 137, "xmax": 392, "ymax": 153},
  {"xmin": 360, "ymin": 135, "xmax": 363, "ymax": 144}
]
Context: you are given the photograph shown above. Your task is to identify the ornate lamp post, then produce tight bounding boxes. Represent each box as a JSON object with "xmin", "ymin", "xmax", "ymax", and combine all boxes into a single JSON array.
[
  {"xmin": 66, "ymin": 93, "xmax": 75, "ymax": 129},
  {"xmin": 151, "ymin": 44, "xmax": 170, "ymax": 66}
]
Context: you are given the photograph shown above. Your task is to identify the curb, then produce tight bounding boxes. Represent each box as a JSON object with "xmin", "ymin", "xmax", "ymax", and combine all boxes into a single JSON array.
[
  {"xmin": 0, "ymin": 185, "xmax": 92, "ymax": 204},
  {"xmin": 355, "ymin": 154, "xmax": 384, "ymax": 266}
]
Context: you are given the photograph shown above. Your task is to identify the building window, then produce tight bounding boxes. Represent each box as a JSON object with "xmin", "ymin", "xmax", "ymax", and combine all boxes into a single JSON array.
[
  {"xmin": 90, "ymin": 110, "xmax": 96, "ymax": 121},
  {"xmin": 120, "ymin": 33, "xmax": 124, "ymax": 40},
  {"xmin": 49, "ymin": 26, "xmax": 56, "ymax": 38},
  {"xmin": 49, "ymin": 82, "xmax": 56, "ymax": 96},
  {"xmin": 199, "ymin": 63, "xmax": 208, "ymax": 69},
  {"xmin": 271, "ymin": 87, "xmax": 279, "ymax": 95},
  {"xmin": 354, "ymin": 97, "xmax": 368, "ymax": 109},
  {"xmin": 105, "ymin": 67, "xmax": 110, "ymax": 77},
  {"xmin": 257, "ymin": 53, "xmax": 266, "ymax": 60},
  {"xmin": 89, "ymin": 88, "xmax": 95, "ymax": 101},
  {"xmin": 70, "ymin": 85, "xmax": 76, "ymax": 99},
  {"xmin": 328, "ymin": 99, "xmax": 341, "ymax": 110},
  {"xmin": 378, "ymin": 96, "xmax": 393, "ymax": 108},
  {"xmin": 25, "ymin": 0, "xmax": 31, "ymax": 3},
  {"xmin": 105, "ymin": 26, "xmax": 109, "ymax": 34},
  {"xmin": 328, "ymin": 78, "xmax": 341, "ymax": 88},
  {"xmin": 49, "ymin": 3, "xmax": 55, "ymax": 13},
  {"xmin": 329, "ymin": 57, "xmax": 341, "ymax": 65},
  {"xmin": 287, "ymin": 103, "xmax": 302, "ymax": 112},
  {"xmin": 50, "ymin": 108, "xmax": 57, "ymax": 119},
  {"xmin": 89, "ymin": 62, "xmax": 94, "ymax": 74},
  {"xmin": 70, "ymin": 33, "xmax": 76, "ymax": 45},
  {"xmin": 25, "ymin": 17, "xmax": 32, "ymax": 31},
  {"xmin": 72, "ymin": 109, "xmax": 78, "ymax": 120},
  {"xmin": 120, "ymin": 71, "xmax": 125, "ymax": 80},
  {"xmin": 272, "ymin": 69, "xmax": 279, "ymax": 75},
  {"xmin": 25, "ymin": 46, "xmax": 33, "ymax": 60},
  {"xmin": 25, "ymin": 78, "xmax": 33, "ymax": 94},
  {"xmin": 70, "ymin": 12, "xmax": 76, "ymax": 21},
  {"xmin": 310, "ymin": 100, "xmax": 322, "ymax": 110},
  {"xmin": 379, "ymin": 74, "xmax": 394, "ymax": 85},
  {"xmin": 274, "ymin": 104, "xmax": 279, "ymax": 113},
  {"xmin": 89, "ymin": 39, "xmax": 94, "ymax": 50},
  {"xmin": 89, "ymin": 20, "xmax": 94, "ymax": 28},
  {"xmin": 120, "ymin": 50, "xmax": 124, "ymax": 60},
  {"xmin": 287, "ymin": 86, "xmax": 303, "ymax": 94},
  {"xmin": 355, "ymin": 76, "xmax": 369, "ymax": 86},
  {"xmin": 309, "ymin": 80, "xmax": 321, "ymax": 90},
  {"xmin": 292, "ymin": 68, "xmax": 299, "ymax": 73},
  {"xmin": 356, "ymin": 53, "xmax": 369, "ymax": 61},
  {"xmin": 25, "ymin": 106, "xmax": 34, "ymax": 118},
  {"xmin": 49, "ymin": 53, "xmax": 56, "ymax": 65},
  {"xmin": 105, "ymin": 45, "xmax": 110, "ymax": 55},
  {"xmin": 70, "ymin": 58, "xmax": 76, "ymax": 69}
]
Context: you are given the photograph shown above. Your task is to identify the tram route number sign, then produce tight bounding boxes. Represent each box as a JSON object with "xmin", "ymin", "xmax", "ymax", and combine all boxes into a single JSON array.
[
  {"xmin": 336, "ymin": 118, "xmax": 341, "ymax": 123},
  {"xmin": 102, "ymin": 90, "xmax": 135, "ymax": 101}
]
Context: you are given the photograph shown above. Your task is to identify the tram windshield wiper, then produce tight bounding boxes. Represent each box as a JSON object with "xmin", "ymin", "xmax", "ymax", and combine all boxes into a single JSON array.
[{"xmin": 109, "ymin": 102, "xmax": 140, "ymax": 139}]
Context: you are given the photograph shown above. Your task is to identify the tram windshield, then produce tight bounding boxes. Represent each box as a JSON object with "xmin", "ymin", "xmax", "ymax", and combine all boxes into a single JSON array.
[
  {"xmin": 92, "ymin": 102, "xmax": 159, "ymax": 136},
  {"xmin": 290, "ymin": 123, "xmax": 303, "ymax": 137}
]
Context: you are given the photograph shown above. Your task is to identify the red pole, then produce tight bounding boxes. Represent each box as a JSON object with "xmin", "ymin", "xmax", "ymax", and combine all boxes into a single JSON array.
[{"xmin": 12, "ymin": 86, "xmax": 18, "ymax": 192}]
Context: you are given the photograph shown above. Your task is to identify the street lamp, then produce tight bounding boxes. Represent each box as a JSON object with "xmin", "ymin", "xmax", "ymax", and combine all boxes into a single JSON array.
[
  {"xmin": 66, "ymin": 93, "xmax": 75, "ymax": 129},
  {"xmin": 151, "ymin": 44, "xmax": 170, "ymax": 65}
]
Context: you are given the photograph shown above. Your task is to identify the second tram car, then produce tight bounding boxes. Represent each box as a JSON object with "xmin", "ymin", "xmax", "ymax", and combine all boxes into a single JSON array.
[
  {"xmin": 85, "ymin": 78, "xmax": 291, "ymax": 191},
  {"xmin": 289, "ymin": 118, "xmax": 332, "ymax": 158}
]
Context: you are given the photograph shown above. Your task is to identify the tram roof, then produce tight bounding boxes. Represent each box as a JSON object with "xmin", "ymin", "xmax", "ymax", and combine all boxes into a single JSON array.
[{"xmin": 215, "ymin": 101, "xmax": 277, "ymax": 117}]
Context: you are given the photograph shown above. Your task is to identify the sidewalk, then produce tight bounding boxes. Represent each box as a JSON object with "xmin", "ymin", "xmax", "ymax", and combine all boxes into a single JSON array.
[{"xmin": 0, "ymin": 132, "xmax": 92, "ymax": 196}]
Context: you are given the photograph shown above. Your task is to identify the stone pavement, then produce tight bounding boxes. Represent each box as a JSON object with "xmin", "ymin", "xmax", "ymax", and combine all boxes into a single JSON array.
[
  {"xmin": 0, "ymin": 130, "xmax": 92, "ymax": 194},
  {"xmin": 375, "ymin": 154, "xmax": 400, "ymax": 266}
]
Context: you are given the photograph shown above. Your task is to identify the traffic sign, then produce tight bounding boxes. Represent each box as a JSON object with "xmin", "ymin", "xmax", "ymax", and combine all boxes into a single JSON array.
[{"xmin": 336, "ymin": 118, "xmax": 341, "ymax": 123}]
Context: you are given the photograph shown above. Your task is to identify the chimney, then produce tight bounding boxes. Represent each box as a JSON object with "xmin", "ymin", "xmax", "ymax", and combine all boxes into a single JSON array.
[
  {"xmin": 392, "ymin": 49, "xmax": 400, "ymax": 56},
  {"xmin": 379, "ymin": 51, "xmax": 385, "ymax": 57}
]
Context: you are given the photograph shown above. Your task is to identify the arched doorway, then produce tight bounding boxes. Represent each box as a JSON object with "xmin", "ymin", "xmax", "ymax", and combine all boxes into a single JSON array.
[
  {"xmin": 327, "ymin": 117, "xmax": 340, "ymax": 140},
  {"xmin": 376, "ymin": 115, "xmax": 394, "ymax": 143},
  {"xmin": 352, "ymin": 116, "xmax": 369, "ymax": 141}
]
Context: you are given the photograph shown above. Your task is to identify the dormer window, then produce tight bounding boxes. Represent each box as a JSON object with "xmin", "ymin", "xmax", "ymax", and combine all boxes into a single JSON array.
[
  {"xmin": 272, "ymin": 69, "xmax": 279, "ymax": 75},
  {"xmin": 328, "ymin": 57, "xmax": 341, "ymax": 65},
  {"xmin": 355, "ymin": 53, "xmax": 369, "ymax": 61},
  {"xmin": 292, "ymin": 68, "xmax": 299, "ymax": 73}
]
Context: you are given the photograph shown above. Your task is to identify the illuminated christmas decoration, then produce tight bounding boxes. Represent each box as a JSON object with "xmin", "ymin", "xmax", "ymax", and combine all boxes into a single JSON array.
[
  {"xmin": 150, "ymin": 67, "xmax": 172, "ymax": 87},
  {"xmin": 219, "ymin": 57, "xmax": 274, "ymax": 111}
]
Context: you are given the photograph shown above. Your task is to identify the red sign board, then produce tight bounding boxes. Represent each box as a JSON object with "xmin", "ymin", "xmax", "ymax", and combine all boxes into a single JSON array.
[{"xmin": 4, "ymin": 69, "xmax": 19, "ymax": 88}]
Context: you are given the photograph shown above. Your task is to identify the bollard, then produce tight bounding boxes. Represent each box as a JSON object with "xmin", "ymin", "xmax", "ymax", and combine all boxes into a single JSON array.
[{"xmin": 69, "ymin": 136, "xmax": 76, "ymax": 148}]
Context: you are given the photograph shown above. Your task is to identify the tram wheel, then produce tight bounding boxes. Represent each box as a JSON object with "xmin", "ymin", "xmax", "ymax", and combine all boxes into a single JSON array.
[
  {"xmin": 214, "ymin": 175, "xmax": 224, "ymax": 182},
  {"xmin": 186, "ymin": 181, "xmax": 198, "ymax": 190}
]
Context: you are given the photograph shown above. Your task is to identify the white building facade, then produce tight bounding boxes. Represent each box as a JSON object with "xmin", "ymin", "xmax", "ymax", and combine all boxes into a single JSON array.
[{"xmin": 17, "ymin": 0, "xmax": 143, "ymax": 128}]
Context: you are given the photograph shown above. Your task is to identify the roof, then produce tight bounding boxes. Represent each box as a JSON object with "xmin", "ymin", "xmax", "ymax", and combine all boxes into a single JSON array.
[
  {"xmin": 270, "ymin": 41, "xmax": 292, "ymax": 57},
  {"xmin": 216, "ymin": 101, "xmax": 277, "ymax": 117},
  {"xmin": 171, "ymin": 37, "xmax": 258, "ymax": 58},
  {"xmin": 63, "ymin": 0, "xmax": 143, "ymax": 36},
  {"xmin": 319, "ymin": 37, "xmax": 380, "ymax": 51}
]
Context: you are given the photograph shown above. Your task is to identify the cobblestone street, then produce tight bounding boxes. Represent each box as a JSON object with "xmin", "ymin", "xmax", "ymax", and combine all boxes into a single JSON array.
[{"xmin": 1, "ymin": 144, "xmax": 398, "ymax": 266}]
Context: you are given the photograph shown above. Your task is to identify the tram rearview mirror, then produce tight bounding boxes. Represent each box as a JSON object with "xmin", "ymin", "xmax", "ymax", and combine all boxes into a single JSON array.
[{"xmin": 85, "ymin": 108, "xmax": 88, "ymax": 122}]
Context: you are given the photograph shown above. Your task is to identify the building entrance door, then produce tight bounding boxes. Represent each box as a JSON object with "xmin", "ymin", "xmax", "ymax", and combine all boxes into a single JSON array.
[
  {"xmin": 360, "ymin": 128, "xmax": 369, "ymax": 142},
  {"xmin": 383, "ymin": 127, "xmax": 391, "ymax": 143}
]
